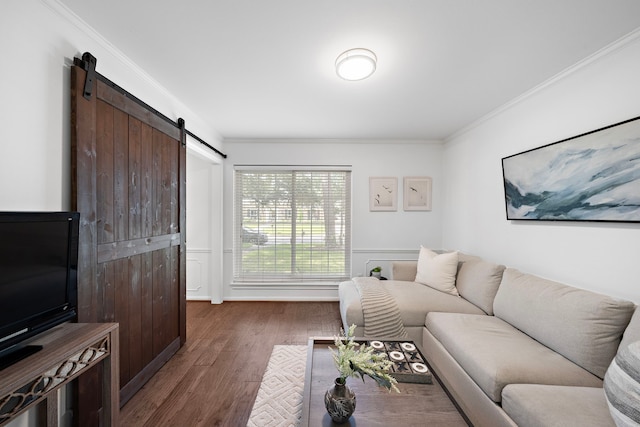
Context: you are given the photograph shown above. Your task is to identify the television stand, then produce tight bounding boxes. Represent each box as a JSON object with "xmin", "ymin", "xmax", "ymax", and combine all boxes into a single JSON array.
[
  {"xmin": 0, "ymin": 323, "xmax": 119, "ymax": 426},
  {"xmin": 0, "ymin": 344, "xmax": 44, "ymax": 371}
]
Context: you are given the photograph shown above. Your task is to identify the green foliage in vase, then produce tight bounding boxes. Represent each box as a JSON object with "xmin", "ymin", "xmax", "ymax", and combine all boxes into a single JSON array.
[{"xmin": 329, "ymin": 324, "xmax": 399, "ymax": 392}]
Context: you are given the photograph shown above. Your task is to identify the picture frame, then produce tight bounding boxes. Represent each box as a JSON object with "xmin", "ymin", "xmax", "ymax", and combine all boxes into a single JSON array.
[
  {"xmin": 403, "ymin": 177, "xmax": 432, "ymax": 211},
  {"xmin": 369, "ymin": 177, "xmax": 397, "ymax": 211},
  {"xmin": 501, "ymin": 115, "xmax": 640, "ymax": 222}
]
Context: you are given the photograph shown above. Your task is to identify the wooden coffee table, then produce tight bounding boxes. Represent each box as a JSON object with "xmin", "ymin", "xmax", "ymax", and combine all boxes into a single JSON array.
[{"xmin": 300, "ymin": 338, "xmax": 468, "ymax": 426}]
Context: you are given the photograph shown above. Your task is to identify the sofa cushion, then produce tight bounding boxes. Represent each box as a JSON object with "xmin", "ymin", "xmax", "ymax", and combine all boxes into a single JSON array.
[
  {"xmin": 502, "ymin": 384, "xmax": 615, "ymax": 427},
  {"xmin": 391, "ymin": 261, "xmax": 418, "ymax": 281},
  {"xmin": 390, "ymin": 281, "xmax": 484, "ymax": 325},
  {"xmin": 415, "ymin": 247, "xmax": 459, "ymax": 296},
  {"xmin": 455, "ymin": 260, "xmax": 505, "ymax": 315},
  {"xmin": 620, "ymin": 307, "xmax": 640, "ymax": 350},
  {"xmin": 425, "ymin": 312, "xmax": 603, "ymax": 402},
  {"xmin": 457, "ymin": 252, "xmax": 481, "ymax": 264},
  {"xmin": 493, "ymin": 268, "xmax": 635, "ymax": 379}
]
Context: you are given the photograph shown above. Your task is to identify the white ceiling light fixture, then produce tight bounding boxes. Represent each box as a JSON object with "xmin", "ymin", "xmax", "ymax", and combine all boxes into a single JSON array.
[{"xmin": 335, "ymin": 48, "xmax": 377, "ymax": 81}]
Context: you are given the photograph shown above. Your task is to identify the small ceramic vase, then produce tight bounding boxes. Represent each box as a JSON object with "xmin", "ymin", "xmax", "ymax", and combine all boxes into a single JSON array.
[{"xmin": 324, "ymin": 377, "xmax": 356, "ymax": 423}]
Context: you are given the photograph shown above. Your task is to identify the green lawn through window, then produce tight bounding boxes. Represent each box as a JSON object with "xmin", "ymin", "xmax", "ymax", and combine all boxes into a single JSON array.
[{"xmin": 242, "ymin": 243, "xmax": 345, "ymax": 275}]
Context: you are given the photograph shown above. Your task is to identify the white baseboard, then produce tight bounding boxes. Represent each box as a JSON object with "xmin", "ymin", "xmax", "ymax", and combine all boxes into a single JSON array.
[
  {"xmin": 223, "ymin": 296, "xmax": 340, "ymax": 302},
  {"xmin": 187, "ymin": 296, "xmax": 212, "ymax": 301}
]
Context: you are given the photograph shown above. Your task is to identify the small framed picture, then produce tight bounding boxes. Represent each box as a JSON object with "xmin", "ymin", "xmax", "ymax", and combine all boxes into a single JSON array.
[
  {"xmin": 403, "ymin": 177, "xmax": 432, "ymax": 211},
  {"xmin": 369, "ymin": 177, "xmax": 397, "ymax": 211}
]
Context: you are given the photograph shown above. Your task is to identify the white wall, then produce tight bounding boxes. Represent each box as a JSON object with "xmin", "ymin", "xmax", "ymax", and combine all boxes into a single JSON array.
[
  {"xmin": 442, "ymin": 31, "xmax": 640, "ymax": 303},
  {"xmin": 186, "ymin": 153, "xmax": 212, "ymax": 300},
  {"xmin": 0, "ymin": 2, "xmax": 222, "ymax": 426},
  {"xmin": 222, "ymin": 140, "xmax": 443, "ymax": 300}
]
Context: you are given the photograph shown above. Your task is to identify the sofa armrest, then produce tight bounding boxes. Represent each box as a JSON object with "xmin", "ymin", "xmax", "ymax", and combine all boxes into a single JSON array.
[{"xmin": 392, "ymin": 261, "xmax": 418, "ymax": 281}]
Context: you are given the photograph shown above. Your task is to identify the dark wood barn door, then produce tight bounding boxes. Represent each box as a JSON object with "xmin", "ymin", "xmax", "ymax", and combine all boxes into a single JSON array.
[{"xmin": 71, "ymin": 58, "xmax": 186, "ymax": 423}]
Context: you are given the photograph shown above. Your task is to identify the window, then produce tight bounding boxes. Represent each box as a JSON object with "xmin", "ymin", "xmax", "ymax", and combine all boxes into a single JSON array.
[{"xmin": 234, "ymin": 166, "xmax": 351, "ymax": 283}]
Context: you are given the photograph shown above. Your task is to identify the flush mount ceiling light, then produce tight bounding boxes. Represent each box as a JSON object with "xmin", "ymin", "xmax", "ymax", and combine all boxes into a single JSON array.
[{"xmin": 335, "ymin": 48, "xmax": 377, "ymax": 81}]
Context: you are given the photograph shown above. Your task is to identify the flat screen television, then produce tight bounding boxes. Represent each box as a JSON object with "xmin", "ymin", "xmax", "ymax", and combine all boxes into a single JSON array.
[{"xmin": 0, "ymin": 211, "xmax": 79, "ymax": 369}]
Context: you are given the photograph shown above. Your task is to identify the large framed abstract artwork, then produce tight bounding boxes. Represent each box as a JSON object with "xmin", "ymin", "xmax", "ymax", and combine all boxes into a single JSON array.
[{"xmin": 501, "ymin": 115, "xmax": 640, "ymax": 222}]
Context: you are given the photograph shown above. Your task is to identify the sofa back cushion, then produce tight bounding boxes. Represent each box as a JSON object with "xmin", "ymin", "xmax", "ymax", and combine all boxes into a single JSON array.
[
  {"xmin": 456, "ymin": 260, "xmax": 505, "ymax": 315},
  {"xmin": 620, "ymin": 307, "xmax": 640, "ymax": 350},
  {"xmin": 494, "ymin": 268, "xmax": 635, "ymax": 378},
  {"xmin": 391, "ymin": 261, "xmax": 418, "ymax": 281}
]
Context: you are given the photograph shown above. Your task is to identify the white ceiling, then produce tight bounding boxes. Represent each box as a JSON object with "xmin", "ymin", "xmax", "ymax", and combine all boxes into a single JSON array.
[{"xmin": 59, "ymin": 0, "xmax": 640, "ymax": 141}]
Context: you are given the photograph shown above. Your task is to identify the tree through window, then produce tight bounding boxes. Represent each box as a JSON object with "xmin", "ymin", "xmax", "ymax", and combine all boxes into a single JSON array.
[{"xmin": 233, "ymin": 167, "xmax": 351, "ymax": 283}]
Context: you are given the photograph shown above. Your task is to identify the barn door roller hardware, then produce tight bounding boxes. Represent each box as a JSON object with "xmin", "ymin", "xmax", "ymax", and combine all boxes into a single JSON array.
[{"xmin": 74, "ymin": 52, "xmax": 97, "ymax": 100}]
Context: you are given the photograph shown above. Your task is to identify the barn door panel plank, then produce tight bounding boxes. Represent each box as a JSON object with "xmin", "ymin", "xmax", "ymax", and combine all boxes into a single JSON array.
[
  {"xmin": 162, "ymin": 132, "xmax": 175, "ymax": 234},
  {"xmin": 166, "ymin": 246, "xmax": 178, "ymax": 346},
  {"xmin": 113, "ymin": 108, "xmax": 129, "ymax": 242},
  {"xmin": 170, "ymin": 246, "xmax": 180, "ymax": 340},
  {"xmin": 96, "ymin": 100, "xmax": 115, "ymax": 245},
  {"xmin": 101, "ymin": 260, "xmax": 116, "ymax": 323},
  {"xmin": 152, "ymin": 130, "xmax": 163, "ymax": 237},
  {"xmin": 158, "ymin": 247, "xmax": 170, "ymax": 352},
  {"xmin": 128, "ymin": 254, "xmax": 143, "ymax": 376},
  {"xmin": 152, "ymin": 248, "xmax": 167, "ymax": 356},
  {"xmin": 170, "ymin": 136, "xmax": 179, "ymax": 235},
  {"xmin": 128, "ymin": 117, "xmax": 142, "ymax": 239},
  {"xmin": 141, "ymin": 122, "xmax": 154, "ymax": 238},
  {"xmin": 141, "ymin": 251, "xmax": 154, "ymax": 367},
  {"xmin": 113, "ymin": 257, "xmax": 130, "ymax": 386}
]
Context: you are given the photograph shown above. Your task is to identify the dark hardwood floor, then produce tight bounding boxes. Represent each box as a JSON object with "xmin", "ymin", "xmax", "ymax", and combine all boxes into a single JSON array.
[{"xmin": 119, "ymin": 301, "xmax": 343, "ymax": 426}]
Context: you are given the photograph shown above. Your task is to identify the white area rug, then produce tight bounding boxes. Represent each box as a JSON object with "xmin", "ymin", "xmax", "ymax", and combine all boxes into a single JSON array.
[{"xmin": 247, "ymin": 345, "xmax": 307, "ymax": 427}]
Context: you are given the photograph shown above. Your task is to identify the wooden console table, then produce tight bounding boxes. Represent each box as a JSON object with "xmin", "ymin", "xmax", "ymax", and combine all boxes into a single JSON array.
[{"xmin": 0, "ymin": 323, "xmax": 119, "ymax": 426}]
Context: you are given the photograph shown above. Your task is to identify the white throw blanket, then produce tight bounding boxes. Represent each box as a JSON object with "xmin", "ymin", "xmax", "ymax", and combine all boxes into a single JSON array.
[{"xmin": 353, "ymin": 277, "xmax": 408, "ymax": 339}]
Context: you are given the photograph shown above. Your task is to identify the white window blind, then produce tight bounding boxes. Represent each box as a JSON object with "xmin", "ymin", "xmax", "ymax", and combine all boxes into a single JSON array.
[{"xmin": 234, "ymin": 167, "xmax": 351, "ymax": 283}]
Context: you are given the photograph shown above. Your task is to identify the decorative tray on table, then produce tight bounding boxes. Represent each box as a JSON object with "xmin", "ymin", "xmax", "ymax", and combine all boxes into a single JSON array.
[{"xmin": 368, "ymin": 340, "xmax": 432, "ymax": 384}]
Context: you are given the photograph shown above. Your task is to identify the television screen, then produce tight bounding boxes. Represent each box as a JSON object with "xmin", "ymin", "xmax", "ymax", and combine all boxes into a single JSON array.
[{"xmin": 0, "ymin": 212, "xmax": 79, "ymax": 366}]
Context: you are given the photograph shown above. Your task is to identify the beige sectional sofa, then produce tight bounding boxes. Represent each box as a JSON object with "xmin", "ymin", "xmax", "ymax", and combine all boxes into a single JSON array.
[{"xmin": 338, "ymin": 252, "xmax": 637, "ymax": 427}]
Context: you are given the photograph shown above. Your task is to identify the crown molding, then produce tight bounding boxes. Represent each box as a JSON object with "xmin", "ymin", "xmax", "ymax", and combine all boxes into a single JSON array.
[
  {"xmin": 445, "ymin": 26, "xmax": 640, "ymax": 143},
  {"xmin": 223, "ymin": 138, "xmax": 443, "ymax": 145}
]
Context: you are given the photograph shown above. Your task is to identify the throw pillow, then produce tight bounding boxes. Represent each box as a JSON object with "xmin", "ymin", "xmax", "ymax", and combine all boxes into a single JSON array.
[
  {"xmin": 415, "ymin": 247, "xmax": 459, "ymax": 296},
  {"xmin": 455, "ymin": 260, "xmax": 506, "ymax": 315},
  {"xmin": 604, "ymin": 340, "xmax": 640, "ymax": 426}
]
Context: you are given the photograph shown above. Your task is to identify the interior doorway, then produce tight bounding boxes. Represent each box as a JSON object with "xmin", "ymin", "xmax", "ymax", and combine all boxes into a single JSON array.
[{"xmin": 186, "ymin": 139, "xmax": 223, "ymax": 303}]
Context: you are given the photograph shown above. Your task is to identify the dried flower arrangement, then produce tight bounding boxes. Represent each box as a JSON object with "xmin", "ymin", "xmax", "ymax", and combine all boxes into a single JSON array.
[{"xmin": 329, "ymin": 324, "xmax": 399, "ymax": 392}]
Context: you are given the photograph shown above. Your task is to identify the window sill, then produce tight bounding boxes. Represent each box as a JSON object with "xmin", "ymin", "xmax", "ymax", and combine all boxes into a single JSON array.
[{"xmin": 231, "ymin": 281, "xmax": 342, "ymax": 291}]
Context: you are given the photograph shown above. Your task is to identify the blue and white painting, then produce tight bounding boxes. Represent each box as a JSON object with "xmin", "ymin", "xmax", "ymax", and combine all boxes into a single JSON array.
[{"xmin": 502, "ymin": 117, "xmax": 640, "ymax": 222}]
